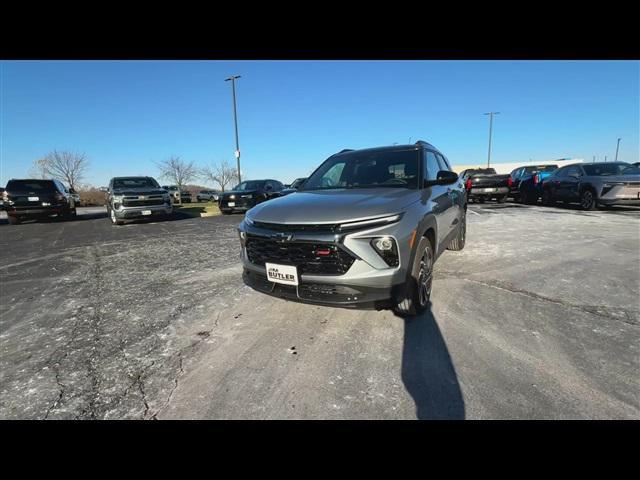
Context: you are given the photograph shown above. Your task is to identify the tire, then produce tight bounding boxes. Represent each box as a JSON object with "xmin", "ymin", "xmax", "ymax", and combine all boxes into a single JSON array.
[
  {"xmin": 580, "ymin": 188, "xmax": 597, "ymax": 211},
  {"xmin": 478, "ymin": 197, "xmax": 486, "ymax": 204},
  {"xmin": 395, "ymin": 237, "xmax": 434, "ymax": 316},
  {"xmin": 448, "ymin": 211, "xmax": 466, "ymax": 251},
  {"xmin": 8, "ymin": 215, "xmax": 20, "ymax": 225},
  {"xmin": 541, "ymin": 189, "xmax": 555, "ymax": 207},
  {"xmin": 109, "ymin": 207, "xmax": 124, "ymax": 225},
  {"xmin": 496, "ymin": 195, "xmax": 507, "ymax": 204}
]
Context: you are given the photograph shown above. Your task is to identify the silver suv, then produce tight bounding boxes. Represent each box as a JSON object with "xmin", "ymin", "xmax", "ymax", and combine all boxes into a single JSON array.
[{"xmin": 237, "ymin": 141, "xmax": 467, "ymax": 315}]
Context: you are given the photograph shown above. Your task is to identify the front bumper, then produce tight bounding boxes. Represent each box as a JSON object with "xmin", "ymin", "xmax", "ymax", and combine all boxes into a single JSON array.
[
  {"xmin": 220, "ymin": 198, "xmax": 256, "ymax": 211},
  {"xmin": 242, "ymin": 268, "xmax": 397, "ymax": 308},
  {"xmin": 113, "ymin": 204, "xmax": 172, "ymax": 219}
]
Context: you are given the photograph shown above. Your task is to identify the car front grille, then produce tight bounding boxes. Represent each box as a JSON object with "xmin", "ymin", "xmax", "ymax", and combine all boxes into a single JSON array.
[
  {"xmin": 252, "ymin": 221, "xmax": 340, "ymax": 233},
  {"xmin": 245, "ymin": 234, "xmax": 355, "ymax": 275},
  {"xmin": 122, "ymin": 196, "xmax": 165, "ymax": 207}
]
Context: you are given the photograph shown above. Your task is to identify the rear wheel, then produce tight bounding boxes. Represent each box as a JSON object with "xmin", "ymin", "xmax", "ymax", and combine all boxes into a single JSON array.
[
  {"xmin": 478, "ymin": 197, "xmax": 486, "ymax": 204},
  {"xmin": 448, "ymin": 211, "xmax": 466, "ymax": 251},
  {"xmin": 542, "ymin": 189, "xmax": 555, "ymax": 207},
  {"xmin": 580, "ymin": 189, "xmax": 597, "ymax": 210},
  {"xmin": 395, "ymin": 237, "xmax": 433, "ymax": 316},
  {"xmin": 8, "ymin": 215, "xmax": 20, "ymax": 225},
  {"xmin": 496, "ymin": 195, "xmax": 507, "ymax": 203}
]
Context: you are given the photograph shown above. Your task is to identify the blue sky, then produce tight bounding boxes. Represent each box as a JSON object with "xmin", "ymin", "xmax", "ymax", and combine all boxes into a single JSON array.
[{"xmin": 1, "ymin": 60, "xmax": 638, "ymax": 188}]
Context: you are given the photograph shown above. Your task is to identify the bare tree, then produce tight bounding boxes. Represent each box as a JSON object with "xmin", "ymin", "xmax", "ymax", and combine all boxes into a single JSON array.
[
  {"xmin": 155, "ymin": 156, "xmax": 198, "ymax": 190},
  {"xmin": 38, "ymin": 150, "xmax": 89, "ymax": 189},
  {"xmin": 201, "ymin": 159, "xmax": 239, "ymax": 193},
  {"xmin": 28, "ymin": 158, "xmax": 49, "ymax": 179}
]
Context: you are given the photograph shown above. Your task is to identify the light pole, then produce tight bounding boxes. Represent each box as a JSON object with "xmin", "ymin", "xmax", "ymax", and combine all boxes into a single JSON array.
[
  {"xmin": 225, "ymin": 75, "xmax": 242, "ymax": 183},
  {"xmin": 614, "ymin": 137, "xmax": 621, "ymax": 162},
  {"xmin": 484, "ymin": 112, "xmax": 500, "ymax": 168}
]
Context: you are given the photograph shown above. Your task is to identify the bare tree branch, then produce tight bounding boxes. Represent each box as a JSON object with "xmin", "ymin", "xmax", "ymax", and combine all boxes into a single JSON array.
[
  {"xmin": 38, "ymin": 150, "xmax": 89, "ymax": 189},
  {"xmin": 28, "ymin": 158, "xmax": 50, "ymax": 179},
  {"xmin": 155, "ymin": 156, "xmax": 198, "ymax": 190},
  {"xmin": 200, "ymin": 159, "xmax": 239, "ymax": 193}
]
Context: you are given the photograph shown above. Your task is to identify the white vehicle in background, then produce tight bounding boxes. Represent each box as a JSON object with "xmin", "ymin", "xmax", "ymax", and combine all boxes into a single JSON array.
[{"xmin": 196, "ymin": 190, "xmax": 219, "ymax": 202}]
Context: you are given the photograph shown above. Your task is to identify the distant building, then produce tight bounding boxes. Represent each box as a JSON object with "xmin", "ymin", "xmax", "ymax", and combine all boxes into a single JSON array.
[{"xmin": 450, "ymin": 158, "xmax": 584, "ymax": 174}]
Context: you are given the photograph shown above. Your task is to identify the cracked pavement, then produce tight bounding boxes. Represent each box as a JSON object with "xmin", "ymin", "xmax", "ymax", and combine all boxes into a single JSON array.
[{"xmin": 0, "ymin": 203, "xmax": 639, "ymax": 419}]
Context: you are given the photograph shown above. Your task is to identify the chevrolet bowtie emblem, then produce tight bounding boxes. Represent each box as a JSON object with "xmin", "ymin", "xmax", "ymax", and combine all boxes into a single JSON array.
[{"xmin": 272, "ymin": 233, "xmax": 293, "ymax": 242}]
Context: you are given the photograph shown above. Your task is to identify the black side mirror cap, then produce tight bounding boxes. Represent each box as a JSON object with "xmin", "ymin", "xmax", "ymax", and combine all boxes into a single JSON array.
[{"xmin": 423, "ymin": 170, "xmax": 458, "ymax": 187}]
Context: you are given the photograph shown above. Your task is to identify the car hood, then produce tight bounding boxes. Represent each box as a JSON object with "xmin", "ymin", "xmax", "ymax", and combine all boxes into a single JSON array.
[
  {"xmin": 112, "ymin": 187, "xmax": 167, "ymax": 196},
  {"xmin": 247, "ymin": 188, "xmax": 420, "ymax": 224}
]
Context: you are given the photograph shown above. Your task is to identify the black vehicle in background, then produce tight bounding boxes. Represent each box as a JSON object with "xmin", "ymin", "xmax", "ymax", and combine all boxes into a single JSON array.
[
  {"xmin": 280, "ymin": 177, "xmax": 307, "ymax": 196},
  {"xmin": 3, "ymin": 179, "xmax": 77, "ymax": 225},
  {"xmin": 460, "ymin": 168, "xmax": 512, "ymax": 203},
  {"xmin": 0, "ymin": 187, "xmax": 5, "ymax": 210},
  {"xmin": 219, "ymin": 179, "xmax": 284, "ymax": 214},
  {"xmin": 509, "ymin": 164, "xmax": 558, "ymax": 204},
  {"xmin": 541, "ymin": 162, "xmax": 640, "ymax": 210}
]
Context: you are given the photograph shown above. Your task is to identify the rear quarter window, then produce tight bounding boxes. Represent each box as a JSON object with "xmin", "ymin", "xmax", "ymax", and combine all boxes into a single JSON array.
[{"xmin": 7, "ymin": 180, "xmax": 56, "ymax": 191}]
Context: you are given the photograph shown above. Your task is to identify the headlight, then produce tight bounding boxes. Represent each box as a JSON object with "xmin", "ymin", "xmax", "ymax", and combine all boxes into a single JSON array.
[
  {"xmin": 229, "ymin": 195, "xmax": 236, "ymax": 200},
  {"xmin": 371, "ymin": 236, "xmax": 399, "ymax": 267},
  {"xmin": 112, "ymin": 195, "xmax": 124, "ymax": 203},
  {"xmin": 241, "ymin": 194, "xmax": 253, "ymax": 199}
]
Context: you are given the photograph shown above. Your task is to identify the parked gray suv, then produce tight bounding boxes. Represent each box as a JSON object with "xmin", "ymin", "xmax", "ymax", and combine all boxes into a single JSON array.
[
  {"xmin": 237, "ymin": 141, "xmax": 467, "ymax": 315},
  {"xmin": 105, "ymin": 176, "xmax": 172, "ymax": 225}
]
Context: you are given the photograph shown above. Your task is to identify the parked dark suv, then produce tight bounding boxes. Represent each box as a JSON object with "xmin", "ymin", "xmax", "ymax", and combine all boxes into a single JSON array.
[
  {"xmin": 219, "ymin": 179, "xmax": 284, "ymax": 214},
  {"xmin": 237, "ymin": 141, "xmax": 466, "ymax": 315},
  {"xmin": 3, "ymin": 179, "xmax": 77, "ymax": 225}
]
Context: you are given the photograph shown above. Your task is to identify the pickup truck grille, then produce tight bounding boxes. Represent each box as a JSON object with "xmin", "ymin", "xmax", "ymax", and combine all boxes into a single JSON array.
[
  {"xmin": 122, "ymin": 196, "xmax": 165, "ymax": 207},
  {"xmin": 245, "ymin": 234, "xmax": 355, "ymax": 275}
]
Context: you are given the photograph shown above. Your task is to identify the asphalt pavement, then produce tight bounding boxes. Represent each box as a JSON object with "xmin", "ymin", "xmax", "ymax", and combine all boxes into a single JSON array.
[{"xmin": 0, "ymin": 203, "xmax": 638, "ymax": 419}]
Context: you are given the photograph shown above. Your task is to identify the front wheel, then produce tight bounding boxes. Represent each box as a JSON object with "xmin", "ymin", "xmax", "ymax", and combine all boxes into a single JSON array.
[
  {"xmin": 542, "ymin": 189, "xmax": 555, "ymax": 207},
  {"xmin": 395, "ymin": 237, "xmax": 433, "ymax": 316},
  {"xmin": 109, "ymin": 207, "xmax": 124, "ymax": 225},
  {"xmin": 580, "ymin": 189, "xmax": 597, "ymax": 211}
]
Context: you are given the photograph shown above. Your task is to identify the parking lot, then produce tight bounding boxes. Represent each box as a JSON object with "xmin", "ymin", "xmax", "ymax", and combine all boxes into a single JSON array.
[{"xmin": 0, "ymin": 203, "xmax": 638, "ymax": 419}]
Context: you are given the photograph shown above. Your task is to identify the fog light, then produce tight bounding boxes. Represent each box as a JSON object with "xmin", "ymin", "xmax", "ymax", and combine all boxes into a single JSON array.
[
  {"xmin": 370, "ymin": 236, "xmax": 399, "ymax": 267},
  {"xmin": 374, "ymin": 237, "xmax": 394, "ymax": 251}
]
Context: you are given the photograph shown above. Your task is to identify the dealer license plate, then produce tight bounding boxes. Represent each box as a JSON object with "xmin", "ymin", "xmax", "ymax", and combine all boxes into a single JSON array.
[
  {"xmin": 28, "ymin": 196, "xmax": 39, "ymax": 201},
  {"xmin": 228, "ymin": 202, "xmax": 235, "ymax": 207},
  {"xmin": 141, "ymin": 210, "xmax": 152, "ymax": 216},
  {"xmin": 265, "ymin": 263, "xmax": 299, "ymax": 286}
]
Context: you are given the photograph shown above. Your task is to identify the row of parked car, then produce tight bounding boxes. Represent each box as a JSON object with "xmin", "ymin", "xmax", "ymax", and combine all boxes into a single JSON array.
[
  {"xmin": 1, "ymin": 175, "xmax": 309, "ymax": 225},
  {"xmin": 460, "ymin": 161, "xmax": 640, "ymax": 210}
]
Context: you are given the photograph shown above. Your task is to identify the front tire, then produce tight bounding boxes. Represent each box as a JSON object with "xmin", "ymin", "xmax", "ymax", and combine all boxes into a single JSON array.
[
  {"xmin": 110, "ymin": 207, "xmax": 124, "ymax": 225},
  {"xmin": 395, "ymin": 237, "xmax": 433, "ymax": 316},
  {"xmin": 580, "ymin": 189, "xmax": 597, "ymax": 210}
]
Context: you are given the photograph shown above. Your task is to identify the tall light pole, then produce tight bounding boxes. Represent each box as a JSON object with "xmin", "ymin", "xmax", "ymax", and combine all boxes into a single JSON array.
[
  {"xmin": 614, "ymin": 137, "xmax": 621, "ymax": 162},
  {"xmin": 225, "ymin": 75, "xmax": 242, "ymax": 183},
  {"xmin": 484, "ymin": 112, "xmax": 500, "ymax": 168}
]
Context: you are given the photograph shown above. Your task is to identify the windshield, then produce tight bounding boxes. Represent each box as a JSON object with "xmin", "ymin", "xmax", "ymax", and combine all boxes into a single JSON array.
[
  {"xmin": 233, "ymin": 181, "xmax": 265, "ymax": 191},
  {"xmin": 113, "ymin": 177, "xmax": 160, "ymax": 189},
  {"xmin": 6, "ymin": 180, "xmax": 56, "ymax": 192},
  {"xmin": 582, "ymin": 163, "xmax": 631, "ymax": 176},
  {"xmin": 303, "ymin": 149, "xmax": 420, "ymax": 190}
]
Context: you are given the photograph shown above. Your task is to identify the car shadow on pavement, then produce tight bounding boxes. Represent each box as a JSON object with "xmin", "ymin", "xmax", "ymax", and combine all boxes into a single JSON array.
[{"xmin": 397, "ymin": 304, "xmax": 465, "ymax": 420}]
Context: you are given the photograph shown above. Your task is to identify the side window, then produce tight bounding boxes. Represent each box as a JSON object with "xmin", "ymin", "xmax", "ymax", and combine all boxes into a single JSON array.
[
  {"xmin": 555, "ymin": 168, "xmax": 568, "ymax": 177},
  {"xmin": 424, "ymin": 151, "xmax": 441, "ymax": 181},
  {"xmin": 566, "ymin": 166, "xmax": 581, "ymax": 177}
]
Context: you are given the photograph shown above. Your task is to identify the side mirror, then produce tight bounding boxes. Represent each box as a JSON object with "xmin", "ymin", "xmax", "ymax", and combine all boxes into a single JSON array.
[
  {"xmin": 99, "ymin": 187, "xmax": 108, "ymax": 193},
  {"xmin": 424, "ymin": 170, "xmax": 458, "ymax": 187},
  {"xmin": 265, "ymin": 184, "xmax": 273, "ymax": 191}
]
